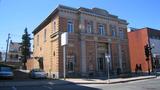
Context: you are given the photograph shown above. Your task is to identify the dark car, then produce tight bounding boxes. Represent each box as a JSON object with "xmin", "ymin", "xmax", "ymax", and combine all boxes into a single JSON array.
[
  {"xmin": 0, "ymin": 66, "xmax": 14, "ymax": 79},
  {"xmin": 29, "ymin": 69, "xmax": 47, "ymax": 79}
]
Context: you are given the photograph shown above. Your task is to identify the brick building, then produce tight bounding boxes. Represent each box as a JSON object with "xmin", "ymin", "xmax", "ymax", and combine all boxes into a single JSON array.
[
  {"xmin": 128, "ymin": 27, "xmax": 160, "ymax": 73},
  {"xmin": 31, "ymin": 5, "xmax": 130, "ymax": 78}
]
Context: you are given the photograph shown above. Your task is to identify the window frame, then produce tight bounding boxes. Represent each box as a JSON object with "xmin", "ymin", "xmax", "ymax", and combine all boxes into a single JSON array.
[
  {"xmin": 67, "ymin": 20, "xmax": 74, "ymax": 33},
  {"xmin": 37, "ymin": 35, "xmax": 39, "ymax": 46},
  {"xmin": 110, "ymin": 25, "xmax": 117, "ymax": 37},
  {"xmin": 98, "ymin": 24, "xmax": 105, "ymax": 35},
  {"xmin": 119, "ymin": 29, "xmax": 124, "ymax": 39},
  {"xmin": 86, "ymin": 21, "xmax": 93, "ymax": 34},
  {"xmin": 53, "ymin": 21, "xmax": 56, "ymax": 33},
  {"xmin": 44, "ymin": 29, "xmax": 47, "ymax": 42}
]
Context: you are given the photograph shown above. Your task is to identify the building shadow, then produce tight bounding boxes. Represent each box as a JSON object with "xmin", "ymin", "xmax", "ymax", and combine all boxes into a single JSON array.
[{"xmin": 45, "ymin": 79, "xmax": 101, "ymax": 90}]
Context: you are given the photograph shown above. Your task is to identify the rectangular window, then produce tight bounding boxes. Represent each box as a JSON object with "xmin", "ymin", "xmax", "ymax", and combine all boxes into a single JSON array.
[
  {"xmin": 37, "ymin": 35, "xmax": 39, "ymax": 46},
  {"xmin": 44, "ymin": 29, "xmax": 46, "ymax": 42},
  {"xmin": 86, "ymin": 21, "xmax": 93, "ymax": 33},
  {"xmin": 119, "ymin": 30, "xmax": 124, "ymax": 39},
  {"xmin": 53, "ymin": 21, "xmax": 56, "ymax": 33},
  {"xmin": 67, "ymin": 20, "xmax": 74, "ymax": 33},
  {"xmin": 110, "ymin": 25, "xmax": 117, "ymax": 37},
  {"xmin": 98, "ymin": 24, "xmax": 105, "ymax": 35}
]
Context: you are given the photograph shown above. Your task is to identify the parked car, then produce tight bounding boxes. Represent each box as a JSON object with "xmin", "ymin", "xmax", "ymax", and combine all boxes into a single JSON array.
[
  {"xmin": 0, "ymin": 66, "xmax": 14, "ymax": 79},
  {"xmin": 29, "ymin": 69, "xmax": 47, "ymax": 79}
]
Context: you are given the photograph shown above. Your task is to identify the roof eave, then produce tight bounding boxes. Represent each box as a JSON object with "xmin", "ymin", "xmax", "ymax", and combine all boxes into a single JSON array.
[{"xmin": 32, "ymin": 8, "xmax": 59, "ymax": 35}]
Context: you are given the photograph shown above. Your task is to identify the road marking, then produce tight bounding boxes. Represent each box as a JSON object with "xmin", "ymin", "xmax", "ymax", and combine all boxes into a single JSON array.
[
  {"xmin": 43, "ymin": 85, "xmax": 52, "ymax": 90},
  {"xmin": 12, "ymin": 86, "xmax": 17, "ymax": 90}
]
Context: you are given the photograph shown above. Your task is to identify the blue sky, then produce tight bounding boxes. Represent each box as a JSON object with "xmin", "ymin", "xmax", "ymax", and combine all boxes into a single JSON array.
[{"xmin": 0, "ymin": 0, "xmax": 160, "ymax": 52}]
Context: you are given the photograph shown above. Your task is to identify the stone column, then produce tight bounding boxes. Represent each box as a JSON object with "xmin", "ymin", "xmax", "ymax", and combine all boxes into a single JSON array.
[
  {"xmin": 80, "ymin": 40, "xmax": 87, "ymax": 75},
  {"xmin": 118, "ymin": 43, "xmax": 123, "ymax": 71},
  {"xmin": 94, "ymin": 37, "xmax": 98, "ymax": 71}
]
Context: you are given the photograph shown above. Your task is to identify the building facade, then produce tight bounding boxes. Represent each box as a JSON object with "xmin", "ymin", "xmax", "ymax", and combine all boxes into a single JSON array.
[
  {"xmin": 8, "ymin": 41, "xmax": 21, "ymax": 62},
  {"xmin": 128, "ymin": 27, "xmax": 160, "ymax": 73},
  {"xmin": 32, "ymin": 5, "xmax": 130, "ymax": 78}
]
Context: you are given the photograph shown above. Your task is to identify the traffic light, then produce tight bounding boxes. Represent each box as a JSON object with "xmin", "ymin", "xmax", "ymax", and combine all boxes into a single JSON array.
[{"xmin": 144, "ymin": 44, "xmax": 150, "ymax": 58}]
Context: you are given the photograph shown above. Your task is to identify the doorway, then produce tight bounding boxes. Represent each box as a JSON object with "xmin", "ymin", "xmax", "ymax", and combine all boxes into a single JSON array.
[{"xmin": 97, "ymin": 56, "xmax": 105, "ymax": 72}]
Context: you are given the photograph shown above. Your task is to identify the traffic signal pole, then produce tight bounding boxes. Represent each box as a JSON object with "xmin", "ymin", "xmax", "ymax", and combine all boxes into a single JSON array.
[
  {"xmin": 146, "ymin": 58, "xmax": 150, "ymax": 75},
  {"xmin": 148, "ymin": 42, "xmax": 154, "ymax": 72},
  {"xmin": 144, "ymin": 44, "xmax": 155, "ymax": 74},
  {"xmin": 144, "ymin": 44, "xmax": 150, "ymax": 74}
]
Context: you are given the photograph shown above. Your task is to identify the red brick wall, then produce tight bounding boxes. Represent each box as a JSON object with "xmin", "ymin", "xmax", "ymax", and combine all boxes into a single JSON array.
[
  {"xmin": 128, "ymin": 29, "xmax": 152, "ymax": 72},
  {"xmin": 26, "ymin": 58, "xmax": 39, "ymax": 70},
  {"xmin": 58, "ymin": 17, "xmax": 80, "ymax": 77}
]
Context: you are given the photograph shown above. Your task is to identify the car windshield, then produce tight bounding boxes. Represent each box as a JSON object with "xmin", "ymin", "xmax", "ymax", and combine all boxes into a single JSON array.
[{"xmin": 0, "ymin": 67, "xmax": 12, "ymax": 72}]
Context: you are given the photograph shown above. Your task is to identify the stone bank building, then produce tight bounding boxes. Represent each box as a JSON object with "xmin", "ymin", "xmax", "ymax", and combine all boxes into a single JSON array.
[{"xmin": 31, "ymin": 5, "xmax": 130, "ymax": 78}]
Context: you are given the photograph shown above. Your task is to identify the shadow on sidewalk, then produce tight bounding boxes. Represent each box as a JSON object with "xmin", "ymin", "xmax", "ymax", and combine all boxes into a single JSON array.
[
  {"xmin": 41, "ymin": 79, "xmax": 102, "ymax": 90},
  {"xmin": 0, "ymin": 78, "xmax": 102, "ymax": 90}
]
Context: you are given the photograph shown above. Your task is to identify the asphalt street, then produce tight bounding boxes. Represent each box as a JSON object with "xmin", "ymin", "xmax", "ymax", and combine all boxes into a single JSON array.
[{"xmin": 1, "ymin": 77, "xmax": 160, "ymax": 90}]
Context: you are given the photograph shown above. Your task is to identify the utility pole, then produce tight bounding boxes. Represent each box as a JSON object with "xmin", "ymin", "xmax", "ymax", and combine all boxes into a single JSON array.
[{"xmin": 5, "ymin": 33, "xmax": 10, "ymax": 63}]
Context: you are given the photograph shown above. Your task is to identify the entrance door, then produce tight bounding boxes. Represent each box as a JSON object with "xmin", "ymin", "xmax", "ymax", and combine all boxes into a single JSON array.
[
  {"xmin": 98, "ymin": 57, "xmax": 105, "ymax": 72},
  {"xmin": 67, "ymin": 55, "xmax": 75, "ymax": 73},
  {"xmin": 38, "ymin": 57, "xmax": 44, "ymax": 70}
]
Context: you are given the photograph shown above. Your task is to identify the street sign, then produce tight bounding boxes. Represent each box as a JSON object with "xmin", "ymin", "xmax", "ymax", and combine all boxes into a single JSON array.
[
  {"xmin": 105, "ymin": 54, "xmax": 110, "ymax": 63},
  {"xmin": 61, "ymin": 32, "xmax": 68, "ymax": 80},
  {"xmin": 61, "ymin": 32, "xmax": 68, "ymax": 46}
]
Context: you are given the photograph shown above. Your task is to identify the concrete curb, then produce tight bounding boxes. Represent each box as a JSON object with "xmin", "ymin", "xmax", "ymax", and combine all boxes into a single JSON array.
[
  {"xmin": 109, "ymin": 76, "xmax": 156, "ymax": 84},
  {"xmin": 66, "ymin": 76, "xmax": 157, "ymax": 84},
  {"xmin": 0, "ymin": 76, "xmax": 157, "ymax": 87}
]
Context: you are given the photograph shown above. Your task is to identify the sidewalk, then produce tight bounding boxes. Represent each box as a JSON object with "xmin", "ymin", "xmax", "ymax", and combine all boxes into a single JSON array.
[
  {"xmin": 0, "ymin": 75, "xmax": 157, "ymax": 87},
  {"xmin": 66, "ymin": 75, "xmax": 157, "ymax": 84}
]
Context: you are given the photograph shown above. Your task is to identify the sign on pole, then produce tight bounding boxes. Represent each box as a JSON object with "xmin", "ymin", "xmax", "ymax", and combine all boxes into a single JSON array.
[
  {"xmin": 61, "ymin": 32, "xmax": 68, "ymax": 80},
  {"xmin": 105, "ymin": 54, "xmax": 110, "ymax": 63},
  {"xmin": 61, "ymin": 32, "xmax": 68, "ymax": 46}
]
